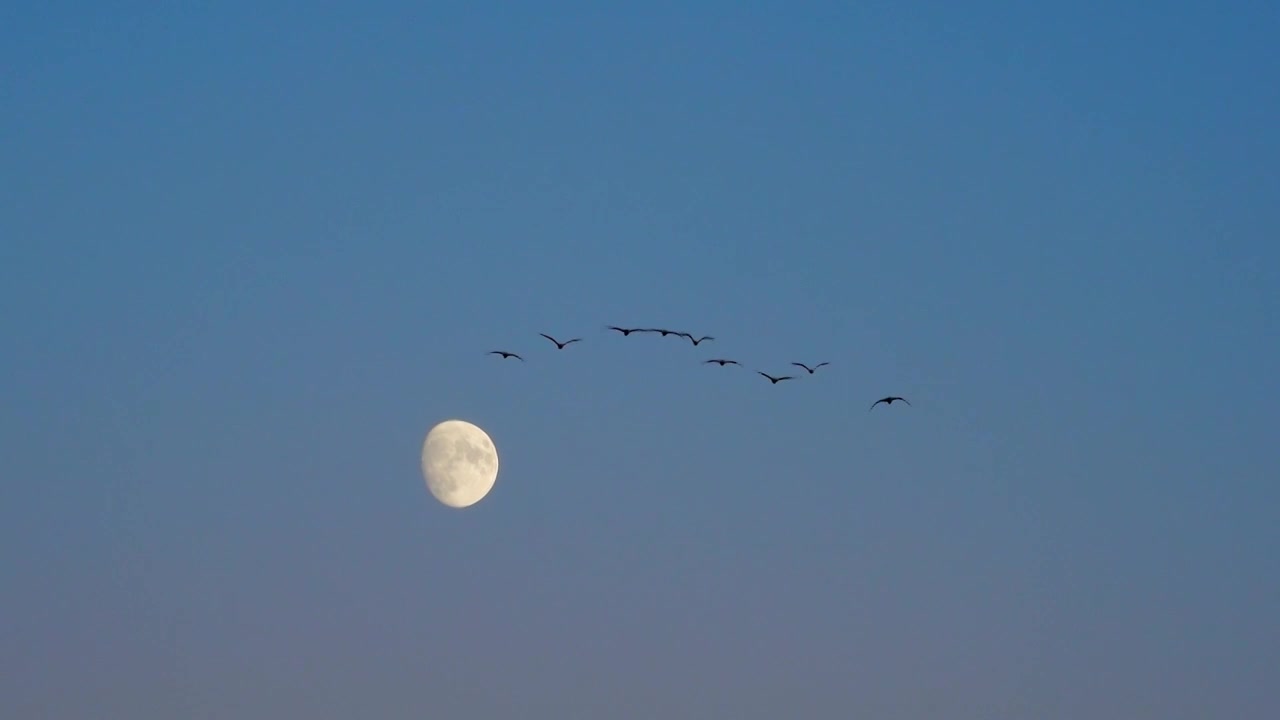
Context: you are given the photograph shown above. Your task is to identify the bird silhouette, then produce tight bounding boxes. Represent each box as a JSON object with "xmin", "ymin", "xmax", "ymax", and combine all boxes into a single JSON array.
[
  {"xmin": 679, "ymin": 333, "xmax": 715, "ymax": 346},
  {"xmin": 607, "ymin": 326, "xmax": 642, "ymax": 336},
  {"xmin": 488, "ymin": 351, "xmax": 523, "ymax": 361},
  {"xmin": 869, "ymin": 396, "xmax": 911, "ymax": 410},
  {"xmin": 703, "ymin": 358, "xmax": 740, "ymax": 366},
  {"xmin": 791, "ymin": 362, "xmax": 830, "ymax": 374},
  {"xmin": 539, "ymin": 333, "xmax": 582, "ymax": 349},
  {"xmin": 757, "ymin": 372, "xmax": 794, "ymax": 384},
  {"xmin": 640, "ymin": 328, "xmax": 680, "ymax": 337}
]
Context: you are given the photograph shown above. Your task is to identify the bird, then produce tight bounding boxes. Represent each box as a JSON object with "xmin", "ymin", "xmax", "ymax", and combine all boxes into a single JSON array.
[
  {"xmin": 640, "ymin": 328, "xmax": 680, "ymax": 337},
  {"xmin": 488, "ymin": 351, "xmax": 523, "ymax": 361},
  {"xmin": 679, "ymin": 333, "xmax": 715, "ymax": 346},
  {"xmin": 607, "ymin": 326, "xmax": 642, "ymax": 336},
  {"xmin": 791, "ymin": 362, "xmax": 830, "ymax": 374},
  {"xmin": 757, "ymin": 372, "xmax": 794, "ymax": 384},
  {"xmin": 869, "ymin": 396, "xmax": 911, "ymax": 410},
  {"xmin": 539, "ymin": 333, "xmax": 582, "ymax": 350},
  {"xmin": 703, "ymin": 358, "xmax": 740, "ymax": 366}
]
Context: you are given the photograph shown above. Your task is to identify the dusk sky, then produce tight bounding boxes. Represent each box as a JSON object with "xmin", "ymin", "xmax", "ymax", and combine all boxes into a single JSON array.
[{"xmin": 2, "ymin": 2, "xmax": 1278, "ymax": 717}]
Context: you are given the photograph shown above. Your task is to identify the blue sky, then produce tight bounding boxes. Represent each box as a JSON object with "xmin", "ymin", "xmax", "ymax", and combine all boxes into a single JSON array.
[{"xmin": 2, "ymin": 2, "xmax": 1277, "ymax": 717}]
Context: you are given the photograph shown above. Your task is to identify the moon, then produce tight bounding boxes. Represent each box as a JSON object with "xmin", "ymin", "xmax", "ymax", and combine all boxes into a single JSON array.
[{"xmin": 420, "ymin": 419, "xmax": 499, "ymax": 508}]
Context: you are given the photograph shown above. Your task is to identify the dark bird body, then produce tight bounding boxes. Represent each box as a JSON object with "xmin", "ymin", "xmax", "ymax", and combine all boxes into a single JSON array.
[
  {"xmin": 758, "ymin": 372, "xmax": 794, "ymax": 384},
  {"xmin": 679, "ymin": 333, "xmax": 715, "ymax": 346},
  {"xmin": 704, "ymin": 359, "xmax": 740, "ymax": 366},
  {"xmin": 607, "ymin": 326, "xmax": 642, "ymax": 336},
  {"xmin": 489, "ymin": 351, "xmax": 523, "ymax": 361},
  {"xmin": 791, "ymin": 362, "xmax": 829, "ymax": 374},
  {"xmin": 870, "ymin": 396, "xmax": 911, "ymax": 410},
  {"xmin": 539, "ymin": 333, "xmax": 582, "ymax": 350},
  {"xmin": 641, "ymin": 328, "xmax": 679, "ymax": 337}
]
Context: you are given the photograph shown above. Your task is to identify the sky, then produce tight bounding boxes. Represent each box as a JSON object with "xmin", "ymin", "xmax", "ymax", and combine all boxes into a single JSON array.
[{"xmin": 2, "ymin": 1, "xmax": 1278, "ymax": 717}]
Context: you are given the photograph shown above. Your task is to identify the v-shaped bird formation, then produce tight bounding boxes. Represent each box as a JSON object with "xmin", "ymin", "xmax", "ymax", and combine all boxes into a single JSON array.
[{"xmin": 488, "ymin": 325, "xmax": 910, "ymax": 411}]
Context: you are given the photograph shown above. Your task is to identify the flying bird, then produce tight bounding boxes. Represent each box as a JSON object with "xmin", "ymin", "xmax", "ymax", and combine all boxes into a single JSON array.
[
  {"xmin": 679, "ymin": 333, "xmax": 715, "ymax": 346},
  {"xmin": 869, "ymin": 396, "xmax": 911, "ymax": 410},
  {"xmin": 791, "ymin": 362, "xmax": 830, "ymax": 374},
  {"xmin": 539, "ymin": 333, "xmax": 582, "ymax": 350},
  {"xmin": 488, "ymin": 351, "xmax": 523, "ymax": 361},
  {"xmin": 757, "ymin": 372, "xmax": 795, "ymax": 384},
  {"xmin": 607, "ymin": 326, "xmax": 642, "ymax": 336},
  {"xmin": 640, "ymin": 328, "xmax": 680, "ymax": 337},
  {"xmin": 703, "ymin": 358, "xmax": 740, "ymax": 366}
]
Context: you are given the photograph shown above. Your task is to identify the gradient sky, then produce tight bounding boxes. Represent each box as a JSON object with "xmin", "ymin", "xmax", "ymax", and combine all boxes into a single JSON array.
[{"xmin": 3, "ymin": 2, "xmax": 1278, "ymax": 718}]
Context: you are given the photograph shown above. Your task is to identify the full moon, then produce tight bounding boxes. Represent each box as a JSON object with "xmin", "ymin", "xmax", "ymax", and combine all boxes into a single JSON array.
[{"xmin": 420, "ymin": 419, "xmax": 499, "ymax": 508}]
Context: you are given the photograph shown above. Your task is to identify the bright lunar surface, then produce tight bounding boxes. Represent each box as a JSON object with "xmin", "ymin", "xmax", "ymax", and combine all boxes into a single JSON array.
[{"xmin": 421, "ymin": 419, "xmax": 499, "ymax": 508}]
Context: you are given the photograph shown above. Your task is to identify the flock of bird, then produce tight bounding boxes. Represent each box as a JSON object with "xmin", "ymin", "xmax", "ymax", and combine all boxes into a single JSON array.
[{"xmin": 487, "ymin": 326, "xmax": 911, "ymax": 411}]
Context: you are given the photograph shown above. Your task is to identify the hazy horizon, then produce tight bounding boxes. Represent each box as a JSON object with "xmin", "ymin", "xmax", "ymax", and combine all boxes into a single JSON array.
[{"xmin": 3, "ymin": 2, "xmax": 1277, "ymax": 718}]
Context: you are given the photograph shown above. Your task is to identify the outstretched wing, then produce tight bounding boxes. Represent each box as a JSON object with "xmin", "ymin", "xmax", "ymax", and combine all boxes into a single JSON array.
[
  {"xmin": 790, "ymin": 362, "xmax": 811, "ymax": 372},
  {"xmin": 538, "ymin": 333, "xmax": 558, "ymax": 344},
  {"xmin": 815, "ymin": 362, "xmax": 830, "ymax": 369}
]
